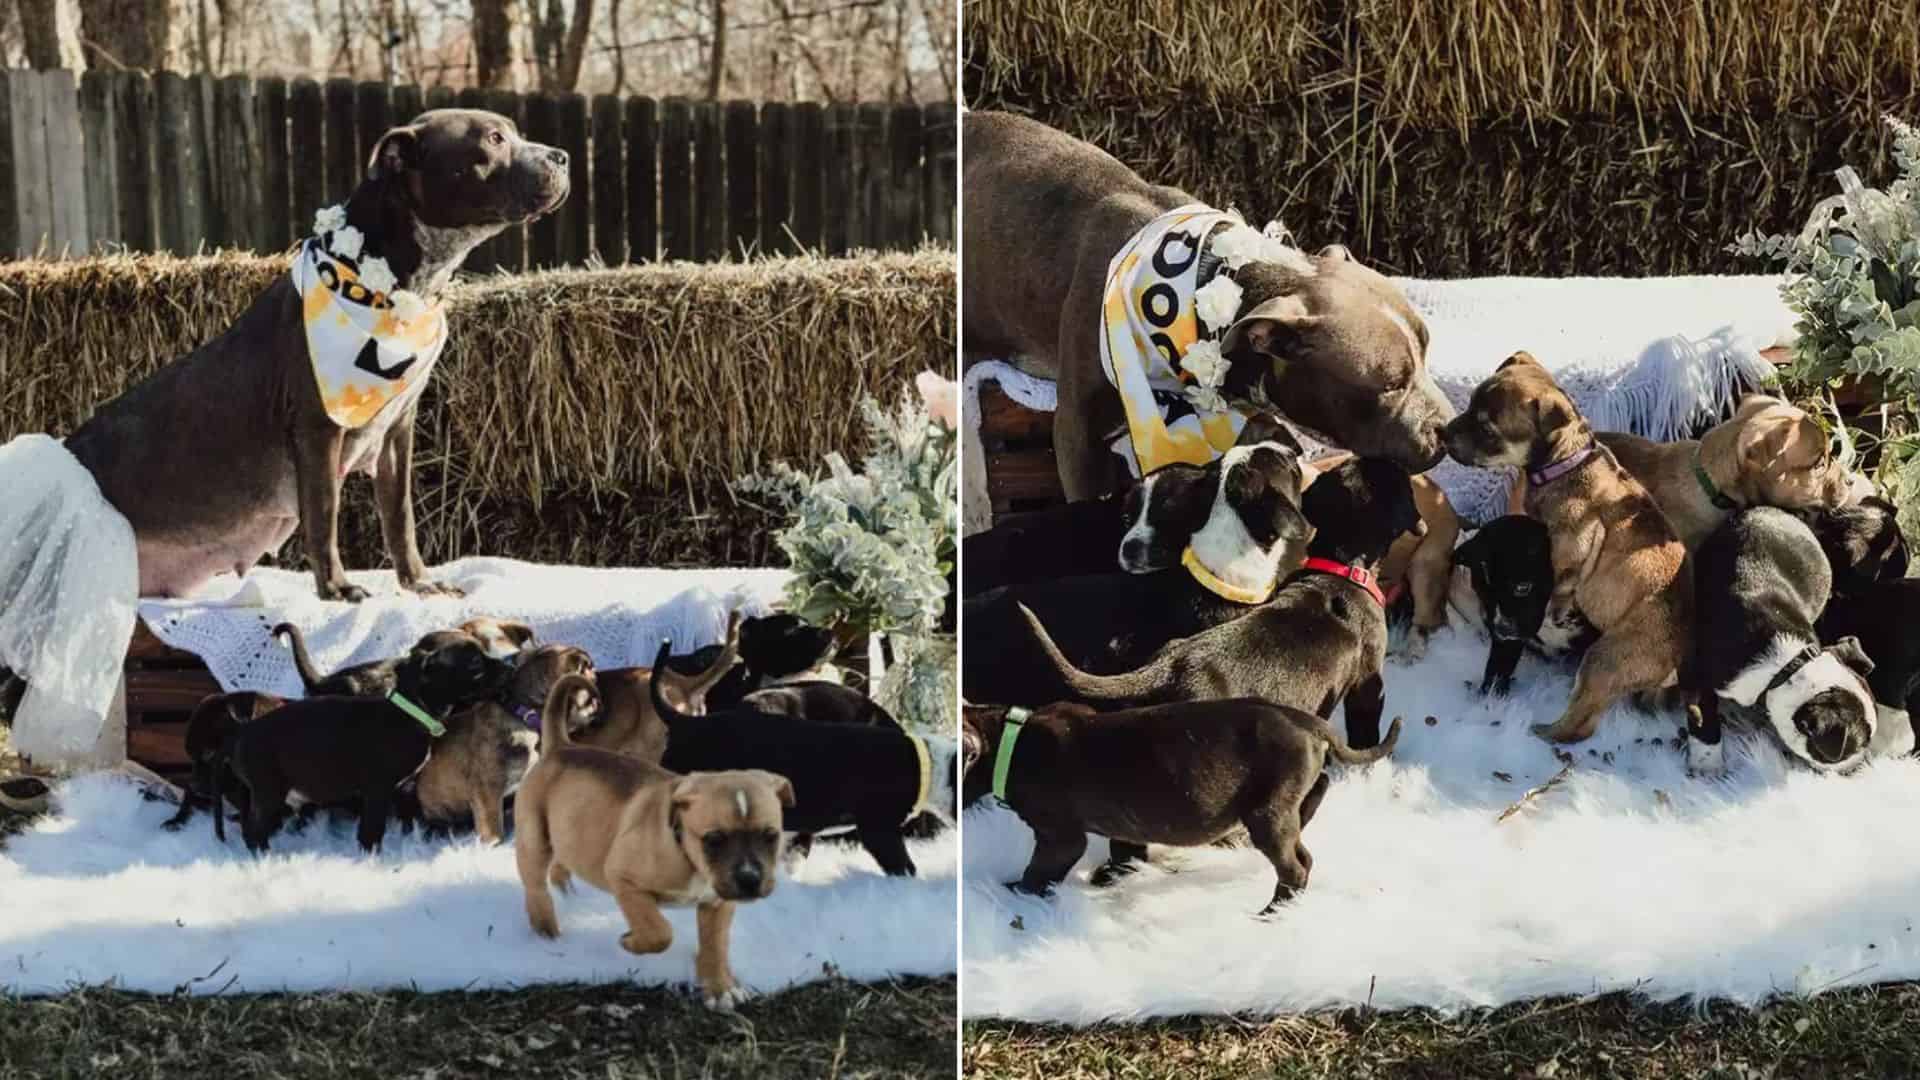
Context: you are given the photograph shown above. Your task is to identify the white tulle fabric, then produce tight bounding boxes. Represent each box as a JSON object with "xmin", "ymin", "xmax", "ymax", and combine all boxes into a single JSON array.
[{"xmin": 0, "ymin": 435, "xmax": 139, "ymax": 764}]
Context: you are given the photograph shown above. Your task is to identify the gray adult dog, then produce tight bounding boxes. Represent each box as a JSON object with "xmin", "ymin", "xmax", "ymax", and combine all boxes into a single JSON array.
[
  {"xmin": 962, "ymin": 111, "xmax": 1454, "ymax": 500},
  {"xmin": 64, "ymin": 109, "xmax": 569, "ymax": 602}
]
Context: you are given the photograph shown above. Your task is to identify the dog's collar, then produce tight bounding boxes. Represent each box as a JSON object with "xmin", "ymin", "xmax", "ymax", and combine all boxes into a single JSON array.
[
  {"xmin": 1693, "ymin": 449, "xmax": 1739, "ymax": 511},
  {"xmin": 388, "ymin": 691, "xmax": 445, "ymax": 737},
  {"xmin": 1527, "ymin": 444, "xmax": 1598, "ymax": 487},
  {"xmin": 512, "ymin": 703, "xmax": 542, "ymax": 731},
  {"xmin": 1765, "ymin": 645, "xmax": 1823, "ymax": 697},
  {"xmin": 1181, "ymin": 546, "xmax": 1276, "ymax": 605},
  {"xmin": 1299, "ymin": 557, "xmax": 1386, "ymax": 607},
  {"xmin": 906, "ymin": 734, "xmax": 932, "ymax": 823},
  {"xmin": 992, "ymin": 709, "xmax": 1028, "ymax": 802}
]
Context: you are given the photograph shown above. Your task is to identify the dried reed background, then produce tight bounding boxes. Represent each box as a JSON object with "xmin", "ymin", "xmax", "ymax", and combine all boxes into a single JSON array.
[
  {"xmin": 965, "ymin": 0, "xmax": 1920, "ymax": 276},
  {"xmin": 0, "ymin": 251, "xmax": 954, "ymax": 568}
]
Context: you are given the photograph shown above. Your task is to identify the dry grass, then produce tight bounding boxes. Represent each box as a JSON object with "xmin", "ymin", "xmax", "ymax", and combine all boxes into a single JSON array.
[{"xmin": 0, "ymin": 251, "xmax": 955, "ymax": 569}]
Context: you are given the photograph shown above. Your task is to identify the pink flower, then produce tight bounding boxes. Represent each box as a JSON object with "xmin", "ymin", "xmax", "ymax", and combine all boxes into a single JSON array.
[{"xmin": 916, "ymin": 370, "xmax": 958, "ymax": 429}]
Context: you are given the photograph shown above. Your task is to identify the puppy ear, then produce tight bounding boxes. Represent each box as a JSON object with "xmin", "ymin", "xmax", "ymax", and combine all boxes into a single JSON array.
[
  {"xmin": 502, "ymin": 622, "xmax": 536, "ymax": 649},
  {"xmin": 670, "ymin": 777, "xmax": 698, "ymax": 813},
  {"xmin": 1498, "ymin": 351, "xmax": 1541, "ymax": 371},
  {"xmin": 758, "ymin": 772, "xmax": 797, "ymax": 809},
  {"xmin": 368, "ymin": 125, "xmax": 421, "ymax": 180},
  {"xmin": 960, "ymin": 724, "xmax": 984, "ymax": 770},
  {"xmin": 1829, "ymin": 636, "xmax": 1877, "ymax": 679},
  {"xmin": 1317, "ymin": 243, "xmax": 1353, "ymax": 262}
]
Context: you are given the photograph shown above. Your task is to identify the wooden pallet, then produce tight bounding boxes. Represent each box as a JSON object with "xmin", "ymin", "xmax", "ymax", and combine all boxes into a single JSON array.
[{"xmin": 124, "ymin": 622, "xmax": 219, "ymax": 780}]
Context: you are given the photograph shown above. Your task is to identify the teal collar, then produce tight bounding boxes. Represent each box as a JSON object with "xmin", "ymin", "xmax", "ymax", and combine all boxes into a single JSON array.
[
  {"xmin": 1693, "ymin": 450, "xmax": 1739, "ymax": 511},
  {"xmin": 992, "ymin": 708, "xmax": 1028, "ymax": 802},
  {"xmin": 387, "ymin": 691, "xmax": 445, "ymax": 737}
]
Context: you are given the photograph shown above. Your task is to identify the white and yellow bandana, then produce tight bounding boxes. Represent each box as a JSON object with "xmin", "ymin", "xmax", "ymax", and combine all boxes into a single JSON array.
[
  {"xmin": 290, "ymin": 236, "xmax": 448, "ymax": 429},
  {"xmin": 1098, "ymin": 204, "xmax": 1249, "ymax": 476}
]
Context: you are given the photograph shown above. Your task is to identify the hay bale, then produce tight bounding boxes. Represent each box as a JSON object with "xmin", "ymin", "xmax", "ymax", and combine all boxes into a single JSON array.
[{"xmin": 0, "ymin": 251, "xmax": 954, "ymax": 569}]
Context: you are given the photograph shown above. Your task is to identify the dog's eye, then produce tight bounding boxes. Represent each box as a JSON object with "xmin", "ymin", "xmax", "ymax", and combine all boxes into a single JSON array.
[
  {"xmin": 1511, "ymin": 582, "xmax": 1534, "ymax": 597},
  {"xmin": 486, "ymin": 129, "xmax": 506, "ymax": 147},
  {"xmin": 702, "ymin": 833, "xmax": 727, "ymax": 854},
  {"xmin": 761, "ymin": 829, "xmax": 780, "ymax": 845}
]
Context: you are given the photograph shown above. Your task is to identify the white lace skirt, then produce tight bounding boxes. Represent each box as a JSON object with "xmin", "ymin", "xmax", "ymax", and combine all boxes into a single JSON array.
[{"xmin": 0, "ymin": 434, "xmax": 139, "ymax": 764}]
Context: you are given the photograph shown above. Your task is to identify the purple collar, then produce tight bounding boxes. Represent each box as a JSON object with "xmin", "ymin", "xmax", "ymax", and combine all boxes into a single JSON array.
[
  {"xmin": 1527, "ymin": 445, "xmax": 1598, "ymax": 488},
  {"xmin": 512, "ymin": 703, "xmax": 541, "ymax": 731}
]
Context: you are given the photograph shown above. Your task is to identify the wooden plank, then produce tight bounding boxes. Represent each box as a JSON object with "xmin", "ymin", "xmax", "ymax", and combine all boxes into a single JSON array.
[
  {"xmin": 923, "ymin": 101, "xmax": 955, "ymax": 247},
  {"xmin": 153, "ymin": 71, "xmax": 202, "ymax": 255},
  {"xmin": 822, "ymin": 103, "xmax": 855, "ymax": 255},
  {"xmin": 79, "ymin": 69, "xmax": 118, "ymax": 253},
  {"xmin": 41, "ymin": 71, "xmax": 89, "ymax": 255},
  {"xmin": 287, "ymin": 78, "xmax": 324, "ymax": 244},
  {"xmin": 985, "ymin": 450, "xmax": 1065, "ymax": 506},
  {"xmin": 392, "ymin": 82, "xmax": 423, "ymax": 125},
  {"xmin": 590, "ymin": 93, "xmax": 625, "ymax": 265},
  {"xmin": 556, "ymin": 92, "xmax": 589, "ymax": 265},
  {"xmin": 886, "ymin": 103, "xmax": 922, "ymax": 249},
  {"xmin": 482, "ymin": 87, "xmax": 526, "ymax": 272},
  {"xmin": 624, "ymin": 96, "xmax": 657, "ymax": 262},
  {"xmin": 426, "ymin": 85, "xmax": 455, "ymax": 111},
  {"xmin": 977, "ymin": 382, "xmax": 1055, "ymax": 444},
  {"xmin": 211, "ymin": 74, "xmax": 261, "ymax": 250},
  {"xmin": 789, "ymin": 102, "xmax": 823, "ymax": 252},
  {"xmin": 658, "ymin": 97, "xmax": 693, "ymax": 261},
  {"xmin": 6, "ymin": 70, "xmax": 53, "ymax": 256},
  {"xmin": 723, "ymin": 99, "xmax": 758, "ymax": 257},
  {"xmin": 255, "ymin": 76, "xmax": 290, "ymax": 250},
  {"xmin": 111, "ymin": 71, "xmax": 155, "ymax": 252},
  {"xmin": 186, "ymin": 74, "xmax": 217, "ymax": 250},
  {"xmin": 522, "ymin": 92, "xmax": 560, "ymax": 268},
  {"xmin": 323, "ymin": 77, "xmax": 357, "ymax": 208},
  {"xmin": 759, "ymin": 102, "xmax": 790, "ymax": 254},
  {"xmin": 855, "ymin": 102, "xmax": 888, "ymax": 251},
  {"xmin": 353, "ymin": 80, "xmax": 392, "ymax": 181},
  {"xmin": 0, "ymin": 73, "xmax": 19, "ymax": 255},
  {"xmin": 692, "ymin": 101, "xmax": 723, "ymax": 261}
]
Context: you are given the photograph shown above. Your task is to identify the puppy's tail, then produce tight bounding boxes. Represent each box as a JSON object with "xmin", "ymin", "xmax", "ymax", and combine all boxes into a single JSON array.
[
  {"xmin": 677, "ymin": 612, "xmax": 743, "ymax": 713},
  {"xmin": 271, "ymin": 623, "xmax": 325, "ymax": 695},
  {"xmin": 541, "ymin": 673, "xmax": 597, "ymax": 751},
  {"xmin": 648, "ymin": 639, "xmax": 699, "ymax": 726},
  {"xmin": 1015, "ymin": 602, "xmax": 1163, "ymax": 706},
  {"xmin": 1323, "ymin": 716, "xmax": 1402, "ymax": 765}
]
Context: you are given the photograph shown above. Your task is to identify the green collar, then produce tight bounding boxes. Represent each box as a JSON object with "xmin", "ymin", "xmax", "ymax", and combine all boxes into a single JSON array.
[
  {"xmin": 992, "ymin": 708, "xmax": 1028, "ymax": 802},
  {"xmin": 387, "ymin": 691, "xmax": 445, "ymax": 737},
  {"xmin": 1693, "ymin": 450, "xmax": 1738, "ymax": 511}
]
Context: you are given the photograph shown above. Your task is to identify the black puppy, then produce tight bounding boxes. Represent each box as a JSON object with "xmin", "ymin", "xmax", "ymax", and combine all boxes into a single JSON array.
[
  {"xmin": 963, "ymin": 701, "xmax": 1400, "ymax": 913},
  {"xmin": 230, "ymin": 638, "xmax": 512, "ymax": 853},
  {"xmin": 275, "ymin": 623, "xmax": 478, "ymax": 697},
  {"xmin": 1448, "ymin": 516, "xmax": 1600, "ymax": 696},
  {"xmin": 1811, "ymin": 500, "xmax": 1919, "ymax": 759},
  {"xmin": 1691, "ymin": 507, "xmax": 1880, "ymax": 774},
  {"xmin": 963, "ymin": 440, "xmax": 1311, "ymax": 707},
  {"xmin": 160, "ymin": 690, "xmax": 283, "ymax": 839},
  {"xmin": 665, "ymin": 613, "xmax": 836, "ymax": 709},
  {"xmin": 650, "ymin": 643, "xmax": 957, "ymax": 876},
  {"xmin": 736, "ymin": 681, "xmax": 901, "ymax": 727},
  {"xmin": 1797, "ymin": 496, "xmax": 1908, "ymax": 600}
]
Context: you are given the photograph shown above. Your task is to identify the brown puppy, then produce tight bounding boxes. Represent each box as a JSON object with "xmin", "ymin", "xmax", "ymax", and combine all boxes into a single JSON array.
[
  {"xmin": 409, "ymin": 644, "xmax": 593, "ymax": 843},
  {"xmin": 1595, "ymin": 395, "xmax": 1852, "ymax": 552},
  {"xmin": 460, "ymin": 617, "xmax": 537, "ymax": 660},
  {"xmin": 514, "ymin": 674, "xmax": 792, "ymax": 1010},
  {"xmin": 1305, "ymin": 450, "xmax": 1460, "ymax": 655},
  {"xmin": 1445, "ymin": 352, "xmax": 1694, "ymax": 743},
  {"xmin": 576, "ymin": 612, "xmax": 742, "ymax": 761}
]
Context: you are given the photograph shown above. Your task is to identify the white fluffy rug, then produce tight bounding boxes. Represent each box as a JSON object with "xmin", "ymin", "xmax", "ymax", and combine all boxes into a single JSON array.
[
  {"xmin": 961, "ymin": 627, "xmax": 1920, "ymax": 1024},
  {"xmin": 0, "ymin": 775, "xmax": 956, "ymax": 997}
]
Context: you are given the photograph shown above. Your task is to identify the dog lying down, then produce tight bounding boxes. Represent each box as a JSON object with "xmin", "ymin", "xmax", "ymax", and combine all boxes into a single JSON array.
[{"xmin": 963, "ymin": 700, "xmax": 1401, "ymax": 913}]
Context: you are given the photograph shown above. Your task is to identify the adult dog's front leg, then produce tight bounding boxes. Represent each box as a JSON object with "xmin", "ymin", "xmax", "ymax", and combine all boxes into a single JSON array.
[
  {"xmin": 294, "ymin": 423, "xmax": 366, "ymax": 602},
  {"xmin": 375, "ymin": 407, "xmax": 461, "ymax": 597}
]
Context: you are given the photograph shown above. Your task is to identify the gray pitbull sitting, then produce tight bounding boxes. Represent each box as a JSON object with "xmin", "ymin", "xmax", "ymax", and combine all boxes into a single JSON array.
[
  {"xmin": 63, "ymin": 110, "xmax": 569, "ymax": 601},
  {"xmin": 961, "ymin": 111, "xmax": 1453, "ymax": 500}
]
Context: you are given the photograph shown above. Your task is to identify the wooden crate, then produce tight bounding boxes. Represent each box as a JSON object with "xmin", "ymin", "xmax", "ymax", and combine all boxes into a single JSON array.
[{"xmin": 124, "ymin": 621, "xmax": 219, "ymax": 780}]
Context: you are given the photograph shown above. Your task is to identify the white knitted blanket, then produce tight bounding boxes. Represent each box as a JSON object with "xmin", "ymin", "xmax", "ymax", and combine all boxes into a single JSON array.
[
  {"xmin": 962, "ymin": 275, "xmax": 1795, "ymax": 532},
  {"xmin": 137, "ymin": 559, "xmax": 790, "ymax": 698}
]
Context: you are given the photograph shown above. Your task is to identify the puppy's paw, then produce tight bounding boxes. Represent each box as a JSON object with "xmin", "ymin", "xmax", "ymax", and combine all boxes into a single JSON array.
[
  {"xmin": 1687, "ymin": 738, "xmax": 1727, "ymax": 778},
  {"xmin": 1088, "ymin": 861, "xmax": 1140, "ymax": 888},
  {"xmin": 619, "ymin": 929, "xmax": 672, "ymax": 955},
  {"xmin": 702, "ymin": 981, "xmax": 752, "ymax": 1011},
  {"xmin": 1401, "ymin": 629, "xmax": 1432, "ymax": 661},
  {"xmin": 1005, "ymin": 880, "xmax": 1054, "ymax": 898},
  {"xmin": 318, "ymin": 581, "xmax": 370, "ymax": 603},
  {"xmin": 1530, "ymin": 722, "xmax": 1583, "ymax": 743},
  {"xmin": 402, "ymin": 578, "xmax": 465, "ymax": 598}
]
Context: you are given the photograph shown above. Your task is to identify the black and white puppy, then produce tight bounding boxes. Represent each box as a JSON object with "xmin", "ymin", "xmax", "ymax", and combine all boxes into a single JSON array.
[
  {"xmin": 961, "ymin": 439, "xmax": 1311, "ymax": 707},
  {"xmin": 1690, "ymin": 507, "xmax": 1879, "ymax": 774},
  {"xmin": 649, "ymin": 643, "xmax": 956, "ymax": 876},
  {"xmin": 1448, "ymin": 516, "xmax": 1597, "ymax": 696},
  {"xmin": 666, "ymin": 612, "xmax": 837, "ymax": 709}
]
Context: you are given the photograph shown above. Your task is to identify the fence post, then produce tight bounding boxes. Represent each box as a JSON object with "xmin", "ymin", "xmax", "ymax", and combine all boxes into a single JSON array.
[
  {"xmin": 153, "ymin": 71, "xmax": 204, "ymax": 254},
  {"xmin": 855, "ymin": 103, "xmax": 888, "ymax": 251},
  {"xmin": 822, "ymin": 103, "xmax": 855, "ymax": 255},
  {"xmin": 256, "ymin": 76, "xmax": 290, "ymax": 250},
  {"xmin": 212, "ymin": 75, "xmax": 261, "ymax": 251},
  {"xmin": 353, "ymin": 80, "xmax": 392, "ymax": 181},
  {"xmin": 523, "ymin": 92, "xmax": 560, "ymax": 268},
  {"xmin": 557, "ymin": 92, "xmax": 590, "ymax": 266},
  {"xmin": 392, "ymin": 82, "xmax": 423, "ymax": 124},
  {"xmin": 624, "ymin": 95, "xmax": 657, "ymax": 263},
  {"xmin": 288, "ymin": 79, "xmax": 324, "ymax": 242},
  {"xmin": 659, "ymin": 97, "xmax": 693, "ymax": 261},
  {"xmin": 112, "ymin": 71, "xmax": 156, "ymax": 252},
  {"xmin": 591, "ymin": 93, "xmax": 625, "ymax": 265},
  {"xmin": 759, "ymin": 102, "xmax": 790, "ymax": 255},
  {"xmin": 693, "ymin": 100, "xmax": 724, "ymax": 261},
  {"xmin": 323, "ymin": 78, "xmax": 357, "ymax": 208},
  {"xmin": 790, "ymin": 102, "xmax": 823, "ymax": 253},
  {"xmin": 724, "ymin": 100, "xmax": 759, "ymax": 258},
  {"xmin": 0, "ymin": 72, "xmax": 21, "ymax": 255},
  {"xmin": 79, "ymin": 69, "xmax": 118, "ymax": 254},
  {"xmin": 923, "ymin": 101, "xmax": 955, "ymax": 247}
]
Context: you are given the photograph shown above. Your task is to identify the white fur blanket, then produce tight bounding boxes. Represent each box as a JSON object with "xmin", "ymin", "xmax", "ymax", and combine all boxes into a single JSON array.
[
  {"xmin": 138, "ymin": 560, "xmax": 792, "ymax": 698},
  {"xmin": 961, "ymin": 626, "xmax": 1920, "ymax": 1025},
  {"xmin": 0, "ymin": 774, "xmax": 956, "ymax": 996},
  {"xmin": 962, "ymin": 274, "xmax": 1794, "ymax": 534}
]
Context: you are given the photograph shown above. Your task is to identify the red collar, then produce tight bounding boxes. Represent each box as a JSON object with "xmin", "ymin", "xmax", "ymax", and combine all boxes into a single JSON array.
[{"xmin": 1299, "ymin": 557, "xmax": 1386, "ymax": 607}]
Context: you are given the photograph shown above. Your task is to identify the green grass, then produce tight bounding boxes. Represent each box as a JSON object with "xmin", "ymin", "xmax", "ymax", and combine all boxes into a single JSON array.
[
  {"xmin": 0, "ymin": 977, "xmax": 955, "ymax": 1079},
  {"xmin": 963, "ymin": 986, "xmax": 1920, "ymax": 1079}
]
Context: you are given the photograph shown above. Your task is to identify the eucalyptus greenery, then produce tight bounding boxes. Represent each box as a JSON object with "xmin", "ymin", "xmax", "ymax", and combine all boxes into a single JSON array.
[{"xmin": 1730, "ymin": 114, "xmax": 1920, "ymax": 537}]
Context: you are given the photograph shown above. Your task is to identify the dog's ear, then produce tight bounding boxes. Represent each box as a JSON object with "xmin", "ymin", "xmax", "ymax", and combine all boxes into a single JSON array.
[
  {"xmin": 1317, "ymin": 243, "xmax": 1353, "ymax": 262},
  {"xmin": 1453, "ymin": 529, "xmax": 1490, "ymax": 572},
  {"xmin": 499, "ymin": 622, "xmax": 536, "ymax": 649},
  {"xmin": 1828, "ymin": 636, "xmax": 1877, "ymax": 680},
  {"xmin": 1235, "ymin": 410, "xmax": 1299, "ymax": 455},
  {"xmin": 1222, "ymin": 295, "xmax": 1315, "ymax": 365},
  {"xmin": 1499, "ymin": 351, "xmax": 1542, "ymax": 371},
  {"xmin": 368, "ymin": 125, "xmax": 422, "ymax": 180},
  {"xmin": 753, "ymin": 770, "xmax": 796, "ymax": 810},
  {"xmin": 960, "ymin": 723, "xmax": 984, "ymax": 770},
  {"xmin": 1737, "ymin": 413, "xmax": 1799, "ymax": 470}
]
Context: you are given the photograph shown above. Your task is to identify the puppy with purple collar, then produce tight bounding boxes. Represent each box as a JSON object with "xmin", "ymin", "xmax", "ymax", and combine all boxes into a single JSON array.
[{"xmin": 1689, "ymin": 507, "xmax": 1879, "ymax": 775}]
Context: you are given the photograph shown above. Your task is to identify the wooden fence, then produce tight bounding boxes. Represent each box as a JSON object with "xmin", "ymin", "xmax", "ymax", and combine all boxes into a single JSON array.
[{"xmin": 0, "ymin": 69, "xmax": 956, "ymax": 268}]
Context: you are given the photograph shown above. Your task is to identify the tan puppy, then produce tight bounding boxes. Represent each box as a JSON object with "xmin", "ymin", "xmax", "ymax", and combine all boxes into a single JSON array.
[
  {"xmin": 1445, "ymin": 352, "xmax": 1693, "ymax": 742},
  {"xmin": 410, "ymin": 644, "xmax": 594, "ymax": 843},
  {"xmin": 515, "ymin": 674, "xmax": 793, "ymax": 1009},
  {"xmin": 459, "ymin": 617, "xmax": 537, "ymax": 660},
  {"xmin": 575, "ymin": 612, "xmax": 742, "ymax": 762},
  {"xmin": 1305, "ymin": 450, "xmax": 1460, "ymax": 656}
]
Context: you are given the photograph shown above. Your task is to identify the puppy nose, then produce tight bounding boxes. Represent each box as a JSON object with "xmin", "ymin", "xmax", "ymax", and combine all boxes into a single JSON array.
[
  {"xmin": 546, "ymin": 147, "xmax": 568, "ymax": 167},
  {"xmin": 732, "ymin": 863, "xmax": 764, "ymax": 894},
  {"xmin": 1119, "ymin": 539, "xmax": 1145, "ymax": 566}
]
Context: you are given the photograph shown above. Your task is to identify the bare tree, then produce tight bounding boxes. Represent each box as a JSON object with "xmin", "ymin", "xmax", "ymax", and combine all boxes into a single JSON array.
[
  {"xmin": 15, "ymin": 0, "xmax": 77, "ymax": 68},
  {"xmin": 77, "ymin": 0, "xmax": 168, "ymax": 69},
  {"xmin": 555, "ymin": 0, "xmax": 589, "ymax": 89},
  {"xmin": 472, "ymin": 0, "xmax": 512, "ymax": 87},
  {"xmin": 702, "ymin": 0, "xmax": 722, "ymax": 98}
]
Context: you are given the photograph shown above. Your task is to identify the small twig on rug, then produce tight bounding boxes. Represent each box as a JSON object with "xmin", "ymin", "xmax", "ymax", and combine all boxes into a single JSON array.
[
  {"xmin": 170, "ymin": 957, "xmax": 232, "ymax": 996},
  {"xmin": 1494, "ymin": 764, "xmax": 1575, "ymax": 824}
]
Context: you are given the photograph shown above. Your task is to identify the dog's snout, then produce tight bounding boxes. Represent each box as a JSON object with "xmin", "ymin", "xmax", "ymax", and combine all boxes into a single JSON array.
[
  {"xmin": 546, "ymin": 147, "xmax": 569, "ymax": 167},
  {"xmin": 731, "ymin": 863, "xmax": 765, "ymax": 895},
  {"xmin": 1119, "ymin": 538, "xmax": 1146, "ymax": 568}
]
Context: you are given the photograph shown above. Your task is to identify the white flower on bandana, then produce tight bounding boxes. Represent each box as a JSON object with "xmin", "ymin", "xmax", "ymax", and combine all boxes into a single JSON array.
[
  {"xmin": 1208, "ymin": 223, "xmax": 1270, "ymax": 271},
  {"xmin": 357, "ymin": 255, "xmax": 397, "ymax": 295},
  {"xmin": 1181, "ymin": 337, "xmax": 1231, "ymax": 412},
  {"xmin": 329, "ymin": 224, "xmax": 365, "ymax": 260},
  {"xmin": 390, "ymin": 289, "xmax": 429, "ymax": 323},
  {"xmin": 313, "ymin": 204, "xmax": 347, "ymax": 234},
  {"xmin": 1193, "ymin": 274, "xmax": 1244, "ymax": 334}
]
